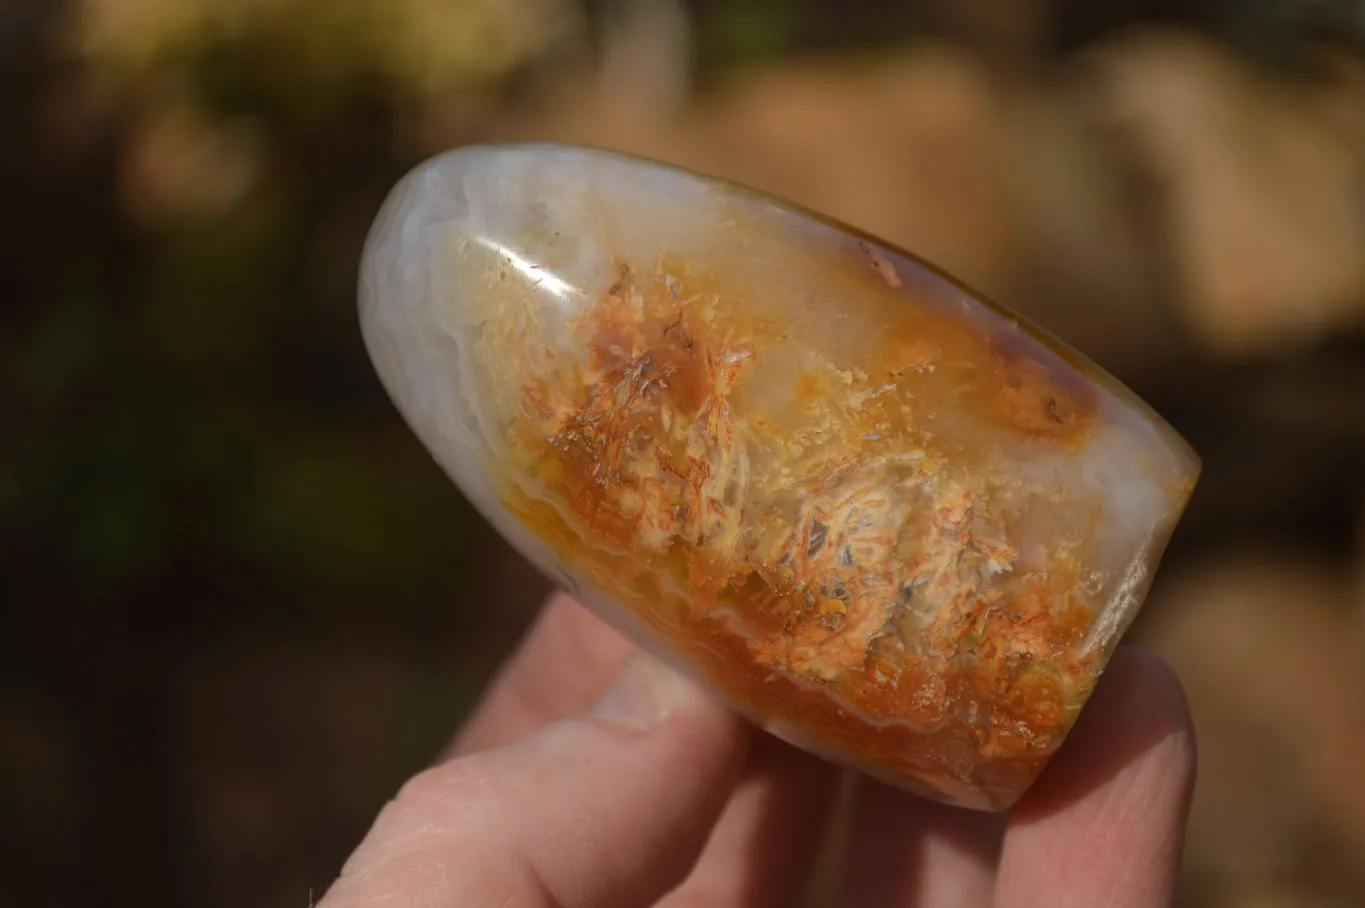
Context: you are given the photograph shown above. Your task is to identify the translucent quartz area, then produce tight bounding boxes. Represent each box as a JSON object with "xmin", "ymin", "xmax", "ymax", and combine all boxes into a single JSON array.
[{"xmin": 359, "ymin": 143, "xmax": 1200, "ymax": 810}]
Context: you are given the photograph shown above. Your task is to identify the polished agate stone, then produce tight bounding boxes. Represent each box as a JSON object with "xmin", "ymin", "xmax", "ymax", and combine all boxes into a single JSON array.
[{"xmin": 359, "ymin": 143, "xmax": 1199, "ymax": 810}]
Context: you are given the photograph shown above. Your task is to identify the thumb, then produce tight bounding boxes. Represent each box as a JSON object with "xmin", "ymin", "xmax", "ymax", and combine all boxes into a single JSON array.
[{"xmin": 316, "ymin": 652, "xmax": 750, "ymax": 908}]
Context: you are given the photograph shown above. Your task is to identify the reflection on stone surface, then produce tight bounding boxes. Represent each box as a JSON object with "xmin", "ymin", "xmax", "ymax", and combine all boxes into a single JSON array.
[{"xmin": 359, "ymin": 143, "xmax": 1199, "ymax": 810}]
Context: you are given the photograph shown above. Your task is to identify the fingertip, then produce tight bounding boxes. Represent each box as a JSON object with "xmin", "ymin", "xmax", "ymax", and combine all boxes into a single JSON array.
[
  {"xmin": 1119, "ymin": 648, "xmax": 1197, "ymax": 796},
  {"xmin": 1019, "ymin": 647, "xmax": 1197, "ymax": 818},
  {"xmin": 994, "ymin": 647, "xmax": 1197, "ymax": 908}
]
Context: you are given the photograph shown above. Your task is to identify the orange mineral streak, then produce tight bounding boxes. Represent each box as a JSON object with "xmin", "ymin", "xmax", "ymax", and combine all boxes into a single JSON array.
[{"xmin": 503, "ymin": 259, "xmax": 1110, "ymax": 808}]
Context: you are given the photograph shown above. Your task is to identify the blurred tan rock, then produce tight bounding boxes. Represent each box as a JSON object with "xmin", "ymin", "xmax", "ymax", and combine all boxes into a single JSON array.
[
  {"xmin": 1085, "ymin": 30, "xmax": 1365, "ymax": 356},
  {"xmin": 119, "ymin": 103, "xmax": 266, "ymax": 226},
  {"xmin": 72, "ymin": 0, "xmax": 584, "ymax": 96},
  {"xmin": 1137, "ymin": 556, "xmax": 1365, "ymax": 889},
  {"xmin": 996, "ymin": 87, "xmax": 1183, "ymax": 373}
]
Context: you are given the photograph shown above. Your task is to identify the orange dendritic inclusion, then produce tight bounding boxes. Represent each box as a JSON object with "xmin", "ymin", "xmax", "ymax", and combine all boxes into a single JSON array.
[{"xmin": 502, "ymin": 253, "xmax": 1115, "ymax": 809}]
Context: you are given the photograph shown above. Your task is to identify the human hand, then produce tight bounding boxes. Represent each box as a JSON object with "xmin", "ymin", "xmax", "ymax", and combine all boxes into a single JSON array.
[{"xmin": 315, "ymin": 592, "xmax": 1195, "ymax": 907}]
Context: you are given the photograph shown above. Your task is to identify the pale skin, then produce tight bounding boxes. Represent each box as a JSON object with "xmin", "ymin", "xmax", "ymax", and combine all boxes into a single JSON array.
[{"xmin": 316, "ymin": 592, "xmax": 1197, "ymax": 907}]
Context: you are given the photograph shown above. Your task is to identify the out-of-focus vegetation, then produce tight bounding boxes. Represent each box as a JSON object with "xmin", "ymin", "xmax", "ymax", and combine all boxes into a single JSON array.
[{"xmin": 3, "ymin": 1, "xmax": 1365, "ymax": 906}]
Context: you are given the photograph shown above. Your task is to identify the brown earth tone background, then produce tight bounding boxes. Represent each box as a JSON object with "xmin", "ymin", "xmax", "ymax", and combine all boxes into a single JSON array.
[{"xmin": 3, "ymin": 1, "xmax": 1365, "ymax": 906}]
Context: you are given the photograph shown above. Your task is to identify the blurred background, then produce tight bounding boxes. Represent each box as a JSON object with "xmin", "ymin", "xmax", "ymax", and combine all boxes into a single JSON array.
[{"xmin": 3, "ymin": 0, "xmax": 1365, "ymax": 905}]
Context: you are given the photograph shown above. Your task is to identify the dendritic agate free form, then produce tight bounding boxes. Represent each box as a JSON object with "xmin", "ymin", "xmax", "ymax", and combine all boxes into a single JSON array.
[{"xmin": 359, "ymin": 143, "xmax": 1199, "ymax": 811}]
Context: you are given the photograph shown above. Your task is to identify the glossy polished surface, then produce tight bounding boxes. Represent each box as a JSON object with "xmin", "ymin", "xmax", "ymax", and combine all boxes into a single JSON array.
[{"xmin": 359, "ymin": 143, "xmax": 1199, "ymax": 810}]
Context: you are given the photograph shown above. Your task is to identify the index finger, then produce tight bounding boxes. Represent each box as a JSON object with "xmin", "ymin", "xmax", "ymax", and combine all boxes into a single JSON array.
[{"xmin": 318, "ymin": 652, "xmax": 749, "ymax": 908}]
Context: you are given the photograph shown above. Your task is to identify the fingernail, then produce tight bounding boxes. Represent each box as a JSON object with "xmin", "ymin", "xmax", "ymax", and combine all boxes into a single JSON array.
[{"xmin": 588, "ymin": 653, "xmax": 698, "ymax": 731}]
